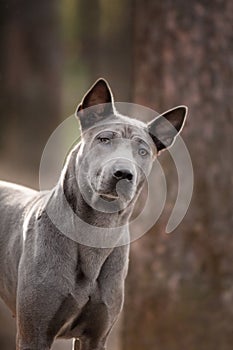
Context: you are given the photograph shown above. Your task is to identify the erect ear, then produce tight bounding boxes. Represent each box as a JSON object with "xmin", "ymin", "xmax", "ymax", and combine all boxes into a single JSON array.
[
  {"xmin": 76, "ymin": 78, "xmax": 114, "ymax": 130},
  {"xmin": 148, "ymin": 106, "xmax": 188, "ymax": 153}
]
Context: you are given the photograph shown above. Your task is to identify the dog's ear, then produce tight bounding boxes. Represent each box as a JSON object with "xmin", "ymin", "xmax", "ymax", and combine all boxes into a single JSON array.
[
  {"xmin": 76, "ymin": 78, "xmax": 114, "ymax": 130},
  {"xmin": 148, "ymin": 106, "xmax": 188, "ymax": 153}
]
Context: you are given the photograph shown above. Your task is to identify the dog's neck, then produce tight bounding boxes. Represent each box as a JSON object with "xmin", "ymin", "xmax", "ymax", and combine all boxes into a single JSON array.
[{"xmin": 45, "ymin": 144, "xmax": 133, "ymax": 247}]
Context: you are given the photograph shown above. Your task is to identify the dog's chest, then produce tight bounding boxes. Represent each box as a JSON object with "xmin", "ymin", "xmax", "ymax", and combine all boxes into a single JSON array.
[
  {"xmin": 76, "ymin": 246, "xmax": 112, "ymax": 281},
  {"xmin": 71, "ymin": 246, "xmax": 112, "ymax": 302},
  {"xmin": 56, "ymin": 247, "xmax": 116, "ymax": 338}
]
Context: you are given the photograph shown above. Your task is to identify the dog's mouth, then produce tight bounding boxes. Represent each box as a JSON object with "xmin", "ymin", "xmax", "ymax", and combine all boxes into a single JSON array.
[
  {"xmin": 91, "ymin": 173, "xmax": 137, "ymax": 204},
  {"xmin": 99, "ymin": 193, "xmax": 119, "ymax": 202},
  {"xmin": 90, "ymin": 181, "xmax": 119, "ymax": 202},
  {"xmin": 97, "ymin": 185, "xmax": 134, "ymax": 203}
]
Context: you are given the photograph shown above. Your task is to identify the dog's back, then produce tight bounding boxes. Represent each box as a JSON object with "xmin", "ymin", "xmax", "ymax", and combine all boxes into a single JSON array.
[{"xmin": 0, "ymin": 181, "xmax": 38, "ymax": 311}]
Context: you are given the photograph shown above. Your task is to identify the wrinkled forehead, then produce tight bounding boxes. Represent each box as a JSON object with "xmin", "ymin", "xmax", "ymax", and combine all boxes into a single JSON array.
[{"xmin": 81, "ymin": 114, "xmax": 155, "ymax": 150}]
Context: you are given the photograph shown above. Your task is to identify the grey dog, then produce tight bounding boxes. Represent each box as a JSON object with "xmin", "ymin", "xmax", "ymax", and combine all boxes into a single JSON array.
[{"xmin": 0, "ymin": 79, "xmax": 187, "ymax": 350}]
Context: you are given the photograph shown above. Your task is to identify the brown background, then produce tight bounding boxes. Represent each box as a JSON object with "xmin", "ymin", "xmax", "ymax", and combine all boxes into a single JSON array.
[{"xmin": 0, "ymin": 0, "xmax": 232, "ymax": 349}]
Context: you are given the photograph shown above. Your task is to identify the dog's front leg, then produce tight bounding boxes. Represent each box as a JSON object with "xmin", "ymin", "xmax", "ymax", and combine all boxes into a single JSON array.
[
  {"xmin": 72, "ymin": 339, "xmax": 81, "ymax": 350},
  {"xmin": 78, "ymin": 339, "xmax": 106, "ymax": 350},
  {"xmin": 16, "ymin": 276, "xmax": 77, "ymax": 350},
  {"xmin": 16, "ymin": 322, "xmax": 52, "ymax": 350},
  {"xmin": 16, "ymin": 288, "xmax": 59, "ymax": 350},
  {"xmin": 16, "ymin": 342, "xmax": 50, "ymax": 350},
  {"xmin": 73, "ymin": 338, "xmax": 106, "ymax": 350},
  {"xmin": 77, "ymin": 246, "xmax": 129, "ymax": 350},
  {"xmin": 16, "ymin": 332, "xmax": 50, "ymax": 350}
]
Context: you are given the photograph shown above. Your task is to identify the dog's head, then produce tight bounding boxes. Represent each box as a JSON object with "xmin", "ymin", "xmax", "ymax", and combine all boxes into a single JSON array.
[{"xmin": 75, "ymin": 79, "xmax": 187, "ymax": 211}]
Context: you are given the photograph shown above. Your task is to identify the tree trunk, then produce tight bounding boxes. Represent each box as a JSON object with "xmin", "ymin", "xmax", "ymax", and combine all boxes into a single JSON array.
[{"xmin": 123, "ymin": 1, "xmax": 233, "ymax": 350}]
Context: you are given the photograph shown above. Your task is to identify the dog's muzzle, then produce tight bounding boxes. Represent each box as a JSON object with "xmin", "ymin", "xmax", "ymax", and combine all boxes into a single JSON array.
[{"xmin": 95, "ymin": 161, "xmax": 137, "ymax": 202}]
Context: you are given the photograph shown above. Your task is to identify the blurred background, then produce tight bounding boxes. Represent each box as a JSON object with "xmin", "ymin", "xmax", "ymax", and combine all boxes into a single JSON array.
[{"xmin": 0, "ymin": 0, "xmax": 232, "ymax": 349}]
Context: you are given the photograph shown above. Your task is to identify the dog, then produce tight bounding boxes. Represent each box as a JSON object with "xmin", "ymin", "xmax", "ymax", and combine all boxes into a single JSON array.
[{"xmin": 0, "ymin": 79, "xmax": 187, "ymax": 350}]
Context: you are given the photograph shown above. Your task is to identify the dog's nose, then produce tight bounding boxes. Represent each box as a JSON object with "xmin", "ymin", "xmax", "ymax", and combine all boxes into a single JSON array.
[{"xmin": 113, "ymin": 169, "xmax": 133, "ymax": 182}]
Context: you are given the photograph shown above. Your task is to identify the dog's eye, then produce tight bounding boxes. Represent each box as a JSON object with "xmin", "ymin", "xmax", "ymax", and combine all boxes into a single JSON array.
[
  {"xmin": 99, "ymin": 137, "xmax": 111, "ymax": 144},
  {"xmin": 138, "ymin": 148, "xmax": 148, "ymax": 156}
]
